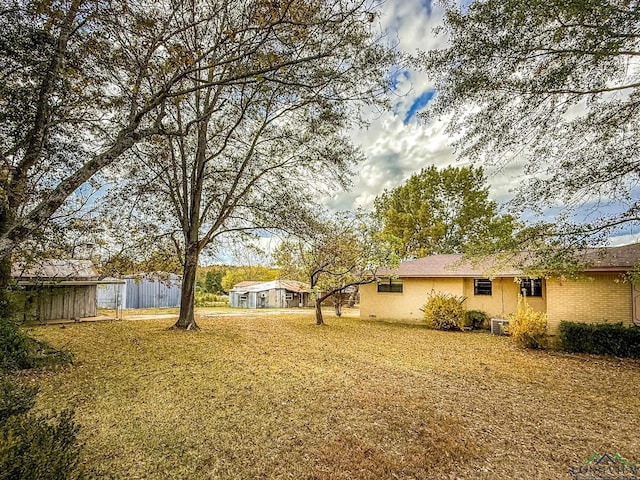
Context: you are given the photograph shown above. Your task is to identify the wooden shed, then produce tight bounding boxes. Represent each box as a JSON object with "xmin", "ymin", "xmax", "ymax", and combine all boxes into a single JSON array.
[{"xmin": 12, "ymin": 259, "xmax": 107, "ymax": 323}]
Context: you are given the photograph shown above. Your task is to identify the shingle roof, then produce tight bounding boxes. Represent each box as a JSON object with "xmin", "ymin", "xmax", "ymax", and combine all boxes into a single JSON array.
[
  {"xmin": 398, "ymin": 254, "xmax": 523, "ymax": 278},
  {"xmin": 580, "ymin": 243, "xmax": 640, "ymax": 270},
  {"xmin": 11, "ymin": 259, "xmax": 98, "ymax": 280},
  {"xmin": 386, "ymin": 244, "xmax": 640, "ymax": 278}
]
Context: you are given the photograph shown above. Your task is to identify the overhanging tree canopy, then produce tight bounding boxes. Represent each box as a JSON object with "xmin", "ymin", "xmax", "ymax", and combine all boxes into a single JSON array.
[
  {"xmin": 420, "ymin": 0, "xmax": 640, "ymax": 245},
  {"xmin": 0, "ymin": 0, "xmax": 389, "ymax": 260}
]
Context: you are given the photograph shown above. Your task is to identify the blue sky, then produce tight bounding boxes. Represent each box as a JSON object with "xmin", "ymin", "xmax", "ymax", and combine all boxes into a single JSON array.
[{"xmin": 403, "ymin": 89, "xmax": 435, "ymax": 124}]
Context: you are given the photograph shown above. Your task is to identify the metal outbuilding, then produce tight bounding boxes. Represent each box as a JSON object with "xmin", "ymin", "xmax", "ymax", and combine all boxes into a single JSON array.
[
  {"xmin": 97, "ymin": 273, "xmax": 182, "ymax": 309},
  {"xmin": 228, "ymin": 280, "xmax": 312, "ymax": 309}
]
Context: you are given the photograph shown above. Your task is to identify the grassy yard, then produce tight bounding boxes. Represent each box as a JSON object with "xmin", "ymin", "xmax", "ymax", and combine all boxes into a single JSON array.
[
  {"xmin": 97, "ymin": 305, "xmax": 332, "ymax": 318},
  {"xmin": 24, "ymin": 315, "xmax": 640, "ymax": 479}
]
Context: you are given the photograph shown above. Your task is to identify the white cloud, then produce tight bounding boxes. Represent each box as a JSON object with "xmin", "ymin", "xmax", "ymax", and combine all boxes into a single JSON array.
[
  {"xmin": 330, "ymin": 0, "xmax": 531, "ymax": 214},
  {"xmin": 330, "ymin": 114, "xmax": 458, "ymax": 210},
  {"xmin": 607, "ymin": 233, "xmax": 640, "ymax": 247}
]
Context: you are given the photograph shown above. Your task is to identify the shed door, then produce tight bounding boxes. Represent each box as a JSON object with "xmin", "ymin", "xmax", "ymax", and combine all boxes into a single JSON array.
[{"xmin": 633, "ymin": 283, "xmax": 640, "ymax": 326}]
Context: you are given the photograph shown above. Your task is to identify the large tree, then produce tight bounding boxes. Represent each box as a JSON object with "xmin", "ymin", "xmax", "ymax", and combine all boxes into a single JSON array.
[
  {"xmin": 102, "ymin": 0, "xmax": 392, "ymax": 330},
  {"xmin": 274, "ymin": 212, "xmax": 396, "ymax": 325},
  {"xmin": 421, "ymin": 0, "xmax": 640, "ymax": 246},
  {"xmin": 374, "ymin": 165, "xmax": 515, "ymax": 259},
  {"xmin": 0, "ymin": 0, "xmax": 384, "ymax": 268}
]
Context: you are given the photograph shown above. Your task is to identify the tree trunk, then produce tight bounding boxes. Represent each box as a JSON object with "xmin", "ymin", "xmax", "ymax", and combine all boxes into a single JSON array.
[
  {"xmin": 315, "ymin": 295, "xmax": 324, "ymax": 325},
  {"xmin": 172, "ymin": 243, "xmax": 199, "ymax": 330},
  {"xmin": 0, "ymin": 256, "xmax": 11, "ymax": 319},
  {"xmin": 332, "ymin": 292, "xmax": 342, "ymax": 317},
  {"xmin": 0, "ymin": 200, "xmax": 13, "ymax": 319}
]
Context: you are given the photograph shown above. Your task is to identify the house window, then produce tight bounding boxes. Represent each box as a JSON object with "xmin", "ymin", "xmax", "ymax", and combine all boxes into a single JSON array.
[
  {"xmin": 239, "ymin": 295, "xmax": 247, "ymax": 301},
  {"xmin": 377, "ymin": 278, "xmax": 403, "ymax": 293},
  {"xmin": 520, "ymin": 278, "xmax": 543, "ymax": 297},
  {"xmin": 474, "ymin": 278, "xmax": 492, "ymax": 296},
  {"xmin": 285, "ymin": 293, "xmax": 293, "ymax": 301}
]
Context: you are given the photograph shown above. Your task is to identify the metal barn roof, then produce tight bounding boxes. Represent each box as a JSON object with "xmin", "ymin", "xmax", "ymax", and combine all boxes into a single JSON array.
[
  {"xmin": 230, "ymin": 280, "xmax": 310, "ymax": 294},
  {"xmin": 12, "ymin": 259, "xmax": 99, "ymax": 280}
]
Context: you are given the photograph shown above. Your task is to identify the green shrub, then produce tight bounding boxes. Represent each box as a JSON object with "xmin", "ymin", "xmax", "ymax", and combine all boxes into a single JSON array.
[
  {"xmin": 559, "ymin": 321, "xmax": 640, "ymax": 358},
  {"xmin": 0, "ymin": 317, "xmax": 35, "ymax": 371},
  {"xmin": 422, "ymin": 290, "xmax": 466, "ymax": 331},
  {"xmin": 0, "ymin": 375, "xmax": 37, "ymax": 423},
  {"xmin": 0, "ymin": 375, "xmax": 85, "ymax": 480},
  {"xmin": 464, "ymin": 310, "xmax": 490, "ymax": 330},
  {"xmin": 0, "ymin": 287, "xmax": 83, "ymax": 479},
  {"xmin": 0, "ymin": 317, "xmax": 73, "ymax": 372},
  {"xmin": 194, "ymin": 292, "xmax": 229, "ymax": 307},
  {"xmin": 508, "ymin": 296, "xmax": 547, "ymax": 349},
  {"xmin": 0, "ymin": 410, "xmax": 83, "ymax": 480}
]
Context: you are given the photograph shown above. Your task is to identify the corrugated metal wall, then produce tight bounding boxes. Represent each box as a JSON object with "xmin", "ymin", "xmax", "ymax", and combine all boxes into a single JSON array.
[
  {"xmin": 248, "ymin": 292, "xmax": 257, "ymax": 309},
  {"xmin": 124, "ymin": 275, "xmax": 182, "ymax": 309},
  {"xmin": 96, "ymin": 282, "xmax": 127, "ymax": 309}
]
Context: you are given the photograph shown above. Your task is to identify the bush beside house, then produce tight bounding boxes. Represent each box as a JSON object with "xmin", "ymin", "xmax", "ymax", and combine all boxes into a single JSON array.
[
  {"xmin": 559, "ymin": 321, "xmax": 640, "ymax": 358},
  {"xmin": 422, "ymin": 291, "xmax": 466, "ymax": 330},
  {"xmin": 508, "ymin": 297, "xmax": 548, "ymax": 349},
  {"xmin": 464, "ymin": 310, "xmax": 490, "ymax": 330}
]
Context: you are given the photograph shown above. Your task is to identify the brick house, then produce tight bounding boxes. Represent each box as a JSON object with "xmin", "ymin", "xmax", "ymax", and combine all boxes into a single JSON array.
[{"xmin": 360, "ymin": 244, "xmax": 640, "ymax": 334}]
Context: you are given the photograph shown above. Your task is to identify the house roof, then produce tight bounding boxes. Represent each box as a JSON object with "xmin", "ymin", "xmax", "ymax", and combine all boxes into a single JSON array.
[
  {"xmin": 231, "ymin": 279, "xmax": 310, "ymax": 294},
  {"xmin": 579, "ymin": 243, "xmax": 640, "ymax": 271},
  {"xmin": 385, "ymin": 244, "xmax": 640, "ymax": 279},
  {"xmin": 12, "ymin": 259, "xmax": 99, "ymax": 280},
  {"xmin": 397, "ymin": 254, "xmax": 522, "ymax": 278}
]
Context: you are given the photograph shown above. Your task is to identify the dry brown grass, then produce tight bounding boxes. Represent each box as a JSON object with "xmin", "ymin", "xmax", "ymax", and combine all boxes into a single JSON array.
[{"xmin": 24, "ymin": 315, "xmax": 640, "ymax": 479}]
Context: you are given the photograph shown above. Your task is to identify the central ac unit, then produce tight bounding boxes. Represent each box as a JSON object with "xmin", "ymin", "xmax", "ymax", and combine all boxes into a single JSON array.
[{"xmin": 491, "ymin": 318, "xmax": 510, "ymax": 336}]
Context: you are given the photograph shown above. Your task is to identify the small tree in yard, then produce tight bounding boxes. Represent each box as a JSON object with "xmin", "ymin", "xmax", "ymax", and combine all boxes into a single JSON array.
[
  {"xmin": 422, "ymin": 290, "xmax": 466, "ymax": 331},
  {"xmin": 274, "ymin": 212, "xmax": 397, "ymax": 325}
]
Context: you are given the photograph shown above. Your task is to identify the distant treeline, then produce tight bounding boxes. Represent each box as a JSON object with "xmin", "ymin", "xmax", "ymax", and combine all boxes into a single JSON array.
[{"xmin": 196, "ymin": 265, "xmax": 281, "ymax": 294}]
